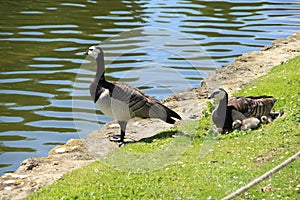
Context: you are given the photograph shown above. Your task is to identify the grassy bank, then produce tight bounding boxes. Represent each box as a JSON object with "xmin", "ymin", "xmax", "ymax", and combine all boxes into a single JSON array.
[{"xmin": 27, "ymin": 57, "xmax": 299, "ymax": 199}]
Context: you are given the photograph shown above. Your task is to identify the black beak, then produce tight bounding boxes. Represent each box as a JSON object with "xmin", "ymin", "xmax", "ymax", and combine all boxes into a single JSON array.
[
  {"xmin": 84, "ymin": 50, "xmax": 89, "ymax": 55},
  {"xmin": 208, "ymin": 94, "xmax": 212, "ymax": 99}
]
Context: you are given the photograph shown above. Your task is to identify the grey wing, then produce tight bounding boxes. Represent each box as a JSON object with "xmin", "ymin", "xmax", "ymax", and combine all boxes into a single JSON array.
[
  {"xmin": 243, "ymin": 96, "xmax": 276, "ymax": 117},
  {"xmin": 128, "ymin": 90, "xmax": 153, "ymax": 118},
  {"xmin": 228, "ymin": 97, "xmax": 251, "ymax": 115},
  {"xmin": 231, "ymin": 109, "xmax": 246, "ymax": 121},
  {"xmin": 229, "ymin": 96, "xmax": 276, "ymax": 118},
  {"xmin": 128, "ymin": 87, "xmax": 173, "ymax": 121},
  {"xmin": 111, "ymin": 82, "xmax": 176, "ymax": 121},
  {"xmin": 111, "ymin": 82, "xmax": 155, "ymax": 116}
]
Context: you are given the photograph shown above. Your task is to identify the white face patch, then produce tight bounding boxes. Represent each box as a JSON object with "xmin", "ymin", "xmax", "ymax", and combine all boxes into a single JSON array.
[
  {"xmin": 212, "ymin": 90, "xmax": 226, "ymax": 100},
  {"xmin": 87, "ymin": 46, "xmax": 101, "ymax": 59}
]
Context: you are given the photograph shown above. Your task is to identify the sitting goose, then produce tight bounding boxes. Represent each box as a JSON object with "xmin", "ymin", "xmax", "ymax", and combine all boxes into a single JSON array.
[
  {"xmin": 208, "ymin": 88, "xmax": 246, "ymax": 133},
  {"xmin": 85, "ymin": 46, "xmax": 181, "ymax": 144},
  {"xmin": 208, "ymin": 88, "xmax": 277, "ymax": 133}
]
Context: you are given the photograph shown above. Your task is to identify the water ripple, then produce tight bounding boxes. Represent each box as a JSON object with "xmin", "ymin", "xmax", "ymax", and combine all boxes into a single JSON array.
[
  {"xmin": 0, "ymin": 78, "xmax": 31, "ymax": 83},
  {"xmin": 18, "ymin": 31, "xmax": 44, "ymax": 35},
  {"xmin": 20, "ymin": 11, "xmax": 44, "ymax": 15},
  {"xmin": 0, "ymin": 37, "xmax": 99, "ymax": 44},
  {"xmin": 61, "ymin": 3, "xmax": 86, "ymax": 8},
  {"xmin": 0, "ymin": 90, "xmax": 55, "ymax": 98},
  {"xmin": 19, "ymin": 24, "xmax": 78, "ymax": 30},
  {"xmin": 0, "ymin": 116, "xmax": 24, "ymax": 123}
]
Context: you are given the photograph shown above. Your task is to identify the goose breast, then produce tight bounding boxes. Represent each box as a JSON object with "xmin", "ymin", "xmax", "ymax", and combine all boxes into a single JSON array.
[{"xmin": 96, "ymin": 88, "xmax": 131, "ymax": 121}]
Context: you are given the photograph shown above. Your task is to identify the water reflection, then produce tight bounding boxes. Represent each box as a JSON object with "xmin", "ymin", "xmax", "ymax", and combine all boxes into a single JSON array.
[{"xmin": 1, "ymin": 0, "xmax": 300, "ymax": 175}]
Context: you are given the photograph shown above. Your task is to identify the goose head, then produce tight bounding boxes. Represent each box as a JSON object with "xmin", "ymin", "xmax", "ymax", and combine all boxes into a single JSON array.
[
  {"xmin": 85, "ymin": 46, "xmax": 103, "ymax": 59},
  {"xmin": 261, "ymin": 115, "xmax": 270, "ymax": 124},
  {"xmin": 232, "ymin": 119, "xmax": 242, "ymax": 129},
  {"xmin": 208, "ymin": 88, "xmax": 227, "ymax": 100},
  {"xmin": 85, "ymin": 45, "xmax": 105, "ymax": 80}
]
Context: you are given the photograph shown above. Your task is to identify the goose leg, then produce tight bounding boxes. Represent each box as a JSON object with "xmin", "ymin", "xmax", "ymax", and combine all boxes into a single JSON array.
[
  {"xmin": 118, "ymin": 121, "xmax": 127, "ymax": 142},
  {"xmin": 110, "ymin": 121, "xmax": 127, "ymax": 145}
]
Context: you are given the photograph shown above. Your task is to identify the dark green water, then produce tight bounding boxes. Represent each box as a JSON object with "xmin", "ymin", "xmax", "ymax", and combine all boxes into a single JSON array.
[{"xmin": 1, "ymin": 0, "xmax": 300, "ymax": 175}]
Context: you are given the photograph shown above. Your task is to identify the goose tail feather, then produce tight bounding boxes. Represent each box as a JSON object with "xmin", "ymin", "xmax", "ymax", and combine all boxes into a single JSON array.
[
  {"xmin": 162, "ymin": 104, "xmax": 181, "ymax": 124},
  {"xmin": 148, "ymin": 103, "xmax": 181, "ymax": 124}
]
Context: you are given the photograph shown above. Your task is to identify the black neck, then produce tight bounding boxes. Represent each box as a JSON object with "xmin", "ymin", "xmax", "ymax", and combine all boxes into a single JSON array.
[
  {"xmin": 220, "ymin": 93, "xmax": 228, "ymax": 106},
  {"xmin": 216, "ymin": 93, "xmax": 228, "ymax": 114},
  {"xmin": 90, "ymin": 52, "xmax": 108, "ymax": 102},
  {"xmin": 95, "ymin": 54, "xmax": 105, "ymax": 82}
]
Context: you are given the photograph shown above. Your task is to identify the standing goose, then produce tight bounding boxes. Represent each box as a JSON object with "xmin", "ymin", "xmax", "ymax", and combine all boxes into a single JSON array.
[
  {"xmin": 208, "ymin": 88, "xmax": 277, "ymax": 133},
  {"xmin": 85, "ymin": 46, "xmax": 181, "ymax": 144}
]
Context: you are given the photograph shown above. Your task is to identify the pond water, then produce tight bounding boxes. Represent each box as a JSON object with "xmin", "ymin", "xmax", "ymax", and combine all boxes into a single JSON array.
[{"xmin": 1, "ymin": 0, "xmax": 300, "ymax": 175}]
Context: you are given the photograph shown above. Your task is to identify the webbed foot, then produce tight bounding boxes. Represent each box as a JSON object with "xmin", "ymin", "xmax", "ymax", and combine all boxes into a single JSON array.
[{"xmin": 109, "ymin": 135, "xmax": 126, "ymax": 147}]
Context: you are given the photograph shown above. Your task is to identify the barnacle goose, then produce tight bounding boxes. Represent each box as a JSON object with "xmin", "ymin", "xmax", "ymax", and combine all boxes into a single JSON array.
[
  {"xmin": 85, "ymin": 46, "xmax": 181, "ymax": 145},
  {"xmin": 208, "ymin": 88, "xmax": 277, "ymax": 133}
]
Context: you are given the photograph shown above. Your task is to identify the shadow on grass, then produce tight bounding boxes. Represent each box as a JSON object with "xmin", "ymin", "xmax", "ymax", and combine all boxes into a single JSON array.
[
  {"xmin": 121, "ymin": 129, "xmax": 193, "ymax": 145},
  {"xmin": 137, "ymin": 130, "xmax": 193, "ymax": 144}
]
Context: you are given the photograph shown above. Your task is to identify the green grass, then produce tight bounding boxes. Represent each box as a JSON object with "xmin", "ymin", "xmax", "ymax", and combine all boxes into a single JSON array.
[{"xmin": 26, "ymin": 57, "xmax": 300, "ymax": 200}]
